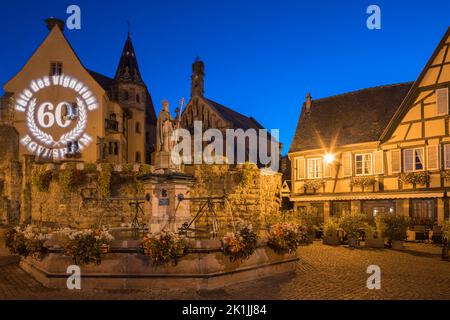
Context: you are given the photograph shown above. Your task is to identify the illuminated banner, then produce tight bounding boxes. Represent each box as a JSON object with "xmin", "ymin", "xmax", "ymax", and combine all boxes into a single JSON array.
[{"xmin": 15, "ymin": 74, "xmax": 98, "ymax": 159}]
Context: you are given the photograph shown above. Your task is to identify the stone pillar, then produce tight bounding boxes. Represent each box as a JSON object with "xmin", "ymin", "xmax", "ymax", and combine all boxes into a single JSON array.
[{"xmin": 142, "ymin": 172, "xmax": 194, "ymax": 233}]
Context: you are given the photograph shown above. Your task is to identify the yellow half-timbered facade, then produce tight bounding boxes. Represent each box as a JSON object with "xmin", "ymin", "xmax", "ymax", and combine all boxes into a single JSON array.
[{"xmin": 289, "ymin": 27, "xmax": 450, "ymax": 227}]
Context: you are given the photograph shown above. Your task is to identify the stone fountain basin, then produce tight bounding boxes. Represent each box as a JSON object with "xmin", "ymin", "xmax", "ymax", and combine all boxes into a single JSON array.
[{"xmin": 20, "ymin": 239, "xmax": 298, "ymax": 290}]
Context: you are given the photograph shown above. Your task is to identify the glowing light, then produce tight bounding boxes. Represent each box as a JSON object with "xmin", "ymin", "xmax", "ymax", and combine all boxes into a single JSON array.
[{"xmin": 324, "ymin": 153, "xmax": 335, "ymax": 164}]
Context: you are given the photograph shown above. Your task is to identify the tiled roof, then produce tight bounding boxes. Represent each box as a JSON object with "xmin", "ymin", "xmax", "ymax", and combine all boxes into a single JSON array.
[
  {"xmin": 87, "ymin": 70, "xmax": 115, "ymax": 91},
  {"xmin": 289, "ymin": 82, "xmax": 413, "ymax": 153},
  {"xmin": 205, "ymin": 98, "xmax": 264, "ymax": 130}
]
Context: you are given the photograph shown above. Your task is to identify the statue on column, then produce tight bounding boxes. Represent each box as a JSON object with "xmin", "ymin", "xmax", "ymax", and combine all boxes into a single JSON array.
[{"xmin": 154, "ymin": 100, "xmax": 180, "ymax": 171}]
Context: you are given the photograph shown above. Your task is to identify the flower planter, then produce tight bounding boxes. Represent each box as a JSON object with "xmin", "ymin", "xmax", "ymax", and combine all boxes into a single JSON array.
[
  {"xmin": 365, "ymin": 238, "xmax": 384, "ymax": 248},
  {"xmin": 391, "ymin": 240, "xmax": 404, "ymax": 250},
  {"xmin": 323, "ymin": 235, "xmax": 339, "ymax": 246}
]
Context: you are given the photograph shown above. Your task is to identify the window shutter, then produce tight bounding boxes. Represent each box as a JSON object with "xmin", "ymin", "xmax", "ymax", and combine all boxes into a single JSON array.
[
  {"xmin": 437, "ymin": 88, "xmax": 449, "ymax": 115},
  {"xmin": 403, "ymin": 149, "xmax": 414, "ymax": 172},
  {"xmin": 444, "ymin": 145, "xmax": 450, "ymax": 169},
  {"xmin": 342, "ymin": 152, "xmax": 352, "ymax": 177},
  {"xmin": 324, "ymin": 162, "xmax": 332, "ymax": 178},
  {"xmin": 318, "ymin": 158, "xmax": 323, "ymax": 178},
  {"xmin": 391, "ymin": 149, "xmax": 401, "ymax": 173},
  {"xmin": 296, "ymin": 157, "xmax": 305, "ymax": 180},
  {"xmin": 427, "ymin": 145, "xmax": 439, "ymax": 170},
  {"xmin": 373, "ymin": 151, "xmax": 384, "ymax": 174}
]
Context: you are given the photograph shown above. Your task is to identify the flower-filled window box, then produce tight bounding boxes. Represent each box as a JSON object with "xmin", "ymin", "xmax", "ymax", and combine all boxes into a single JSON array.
[
  {"xmin": 303, "ymin": 179, "xmax": 326, "ymax": 193},
  {"xmin": 350, "ymin": 176, "xmax": 376, "ymax": 191},
  {"xmin": 440, "ymin": 170, "xmax": 450, "ymax": 181},
  {"xmin": 399, "ymin": 172, "xmax": 429, "ymax": 187}
]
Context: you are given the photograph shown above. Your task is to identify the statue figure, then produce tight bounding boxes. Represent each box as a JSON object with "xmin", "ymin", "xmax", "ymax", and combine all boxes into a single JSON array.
[{"xmin": 156, "ymin": 100, "xmax": 174, "ymax": 152}]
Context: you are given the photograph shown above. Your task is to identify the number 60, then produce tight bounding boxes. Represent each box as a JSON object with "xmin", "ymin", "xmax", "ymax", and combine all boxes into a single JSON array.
[{"xmin": 37, "ymin": 102, "xmax": 72, "ymax": 128}]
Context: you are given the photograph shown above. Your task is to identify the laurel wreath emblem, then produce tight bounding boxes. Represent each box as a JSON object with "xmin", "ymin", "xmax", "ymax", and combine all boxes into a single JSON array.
[
  {"xmin": 26, "ymin": 97, "xmax": 88, "ymax": 147},
  {"xmin": 58, "ymin": 97, "xmax": 88, "ymax": 146},
  {"xmin": 26, "ymin": 98, "xmax": 55, "ymax": 146}
]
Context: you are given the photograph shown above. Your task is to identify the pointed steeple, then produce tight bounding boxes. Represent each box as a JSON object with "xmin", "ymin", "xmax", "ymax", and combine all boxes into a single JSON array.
[{"xmin": 114, "ymin": 33, "xmax": 143, "ymax": 84}]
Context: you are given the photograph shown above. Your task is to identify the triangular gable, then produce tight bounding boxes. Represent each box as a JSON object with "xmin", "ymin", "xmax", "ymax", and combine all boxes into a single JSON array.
[
  {"xmin": 3, "ymin": 26, "xmax": 106, "ymax": 95},
  {"xmin": 381, "ymin": 27, "xmax": 450, "ymax": 142}
]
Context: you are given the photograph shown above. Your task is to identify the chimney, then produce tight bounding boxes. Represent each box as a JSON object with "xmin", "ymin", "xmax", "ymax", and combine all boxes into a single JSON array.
[
  {"xmin": 305, "ymin": 92, "xmax": 312, "ymax": 113},
  {"xmin": 45, "ymin": 17, "xmax": 65, "ymax": 32}
]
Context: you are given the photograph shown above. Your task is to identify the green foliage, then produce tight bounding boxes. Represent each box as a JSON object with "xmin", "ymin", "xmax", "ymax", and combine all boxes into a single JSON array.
[
  {"xmin": 122, "ymin": 164, "xmax": 133, "ymax": 173},
  {"xmin": 377, "ymin": 214, "xmax": 410, "ymax": 241},
  {"xmin": 267, "ymin": 223, "xmax": 308, "ymax": 254},
  {"xmin": 98, "ymin": 163, "xmax": 112, "ymax": 198},
  {"xmin": 63, "ymin": 230, "xmax": 101, "ymax": 265},
  {"xmin": 83, "ymin": 162, "xmax": 97, "ymax": 173},
  {"xmin": 338, "ymin": 211, "xmax": 366, "ymax": 238},
  {"xmin": 240, "ymin": 162, "xmax": 257, "ymax": 188},
  {"xmin": 141, "ymin": 231, "xmax": 188, "ymax": 266},
  {"xmin": 59, "ymin": 162, "xmax": 85, "ymax": 193},
  {"xmin": 5, "ymin": 226, "xmax": 49, "ymax": 259},
  {"xmin": 441, "ymin": 221, "xmax": 450, "ymax": 241},
  {"xmin": 323, "ymin": 218, "xmax": 340, "ymax": 237},
  {"xmin": 139, "ymin": 164, "xmax": 153, "ymax": 175},
  {"xmin": 222, "ymin": 222, "xmax": 258, "ymax": 262},
  {"xmin": 31, "ymin": 167, "xmax": 53, "ymax": 193},
  {"xmin": 399, "ymin": 172, "xmax": 429, "ymax": 185}
]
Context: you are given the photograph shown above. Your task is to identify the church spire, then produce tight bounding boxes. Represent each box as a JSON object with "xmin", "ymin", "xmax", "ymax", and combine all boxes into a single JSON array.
[
  {"xmin": 114, "ymin": 32, "xmax": 143, "ymax": 84},
  {"xmin": 191, "ymin": 58, "xmax": 205, "ymax": 97}
]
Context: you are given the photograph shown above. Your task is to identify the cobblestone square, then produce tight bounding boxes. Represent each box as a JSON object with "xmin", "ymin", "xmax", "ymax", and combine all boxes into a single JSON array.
[{"xmin": 0, "ymin": 242, "xmax": 448, "ymax": 300}]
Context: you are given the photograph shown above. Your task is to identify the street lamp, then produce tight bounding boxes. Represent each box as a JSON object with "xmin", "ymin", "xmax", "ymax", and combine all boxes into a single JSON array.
[{"xmin": 324, "ymin": 153, "xmax": 335, "ymax": 164}]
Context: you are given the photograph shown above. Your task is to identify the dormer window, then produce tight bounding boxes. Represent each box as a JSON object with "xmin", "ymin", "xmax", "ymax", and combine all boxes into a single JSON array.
[{"xmin": 50, "ymin": 62, "xmax": 63, "ymax": 76}]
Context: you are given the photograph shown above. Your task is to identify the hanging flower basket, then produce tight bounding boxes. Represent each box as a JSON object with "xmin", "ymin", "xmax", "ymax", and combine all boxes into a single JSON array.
[{"xmin": 399, "ymin": 172, "xmax": 429, "ymax": 186}]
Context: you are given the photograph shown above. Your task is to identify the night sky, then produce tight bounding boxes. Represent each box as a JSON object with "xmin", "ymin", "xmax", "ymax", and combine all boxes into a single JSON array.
[{"xmin": 1, "ymin": 0, "xmax": 449, "ymax": 154}]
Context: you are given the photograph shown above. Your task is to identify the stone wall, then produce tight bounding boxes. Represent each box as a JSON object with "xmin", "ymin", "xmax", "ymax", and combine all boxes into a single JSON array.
[
  {"xmin": 185, "ymin": 163, "xmax": 282, "ymax": 231},
  {"xmin": 29, "ymin": 163, "xmax": 150, "ymax": 229},
  {"xmin": 0, "ymin": 126, "xmax": 21, "ymax": 225}
]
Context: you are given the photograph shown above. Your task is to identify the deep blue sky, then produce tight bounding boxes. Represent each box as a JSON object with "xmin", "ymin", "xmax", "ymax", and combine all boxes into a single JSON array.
[{"xmin": 1, "ymin": 0, "xmax": 449, "ymax": 154}]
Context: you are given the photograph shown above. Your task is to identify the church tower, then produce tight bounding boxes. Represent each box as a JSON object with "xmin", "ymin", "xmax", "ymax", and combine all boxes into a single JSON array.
[
  {"xmin": 191, "ymin": 59, "xmax": 205, "ymax": 97},
  {"xmin": 114, "ymin": 32, "xmax": 156, "ymax": 164}
]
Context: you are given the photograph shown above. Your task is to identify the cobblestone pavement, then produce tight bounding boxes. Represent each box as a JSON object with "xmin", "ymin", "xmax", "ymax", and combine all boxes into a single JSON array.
[{"xmin": 0, "ymin": 242, "xmax": 449, "ymax": 300}]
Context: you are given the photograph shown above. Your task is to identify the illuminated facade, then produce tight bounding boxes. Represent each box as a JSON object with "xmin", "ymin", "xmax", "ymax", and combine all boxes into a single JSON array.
[
  {"xmin": 289, "ymin": 27, "xmax": 450, "ymax": 227},
  {"xmin": 1, "ymin": 18, "xmax": 156, "ymax": 164}
]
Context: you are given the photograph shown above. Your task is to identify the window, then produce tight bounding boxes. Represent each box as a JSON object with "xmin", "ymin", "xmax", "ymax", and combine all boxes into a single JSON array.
[
  {"xmin": 135, "ymin": 151, "xmax": 141, "ymax": 163},
  {"xmin": 113, "ymin": 142, "xmax": 119, "ymax": 155},
  {"xmin": 146, "ymin": 132, "xmax": 150, "ymax": 144},
  {"xmin": 410, "ymin": 199, "xmax": 437, "ymax": 226},
  {"xmin": 436, "ymin": 88, "xmax": 449, "ymax": 115},
  {"xmin": 123, "ymin": 91, "xmax": 129, "ymax": 101},
  {"xmin": 50, "ymin": 62, "xmax": 63, "ymax": 76},
  {"xmin": 135, "ymin": 122, "xmax": 141, "ymax": 134},
  {"xmin": 355, "ymin": 153, "xmax": 372, "ymax": 176},
  {"xmin": 331, "ymin": 201, "xmax": 350, "ymax": 218},
  {"xmin": 403, "ymin": 148, "xmax": 424, "ymax": 172},
  {"xmin": 307, "ymin": 158, "xmax": 322, "ymax": 179},
  {"xmin": 136, "ymin": 94, "xmax": 140, "ymax": 103}
]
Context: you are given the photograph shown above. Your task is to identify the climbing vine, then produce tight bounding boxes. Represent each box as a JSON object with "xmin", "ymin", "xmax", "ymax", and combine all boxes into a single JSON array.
[
  {"xmin": 59, "ymin": 162, "xmax": 84, "ymax": 193},
  {"xmin": 98, "ymin": 163, "xmax": 113, "ymax": 198},
  {"xmin": 31, "ymin": 166, "xmax": 53, "ymax": 193}
]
